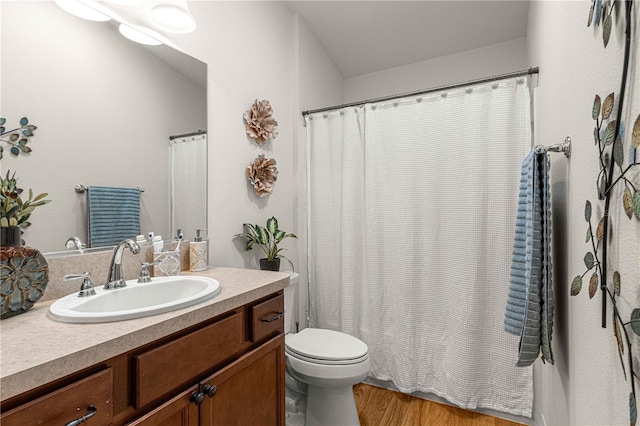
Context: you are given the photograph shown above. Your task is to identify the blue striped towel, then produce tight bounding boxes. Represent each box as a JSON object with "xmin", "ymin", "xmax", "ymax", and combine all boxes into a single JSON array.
[
  {"xmin": 504, "ymin": 150, "xmax": 554, "ymax": 366},
  {"xmin": 87, "ymin": 186, "xmax": 141, "ymax": 247}
]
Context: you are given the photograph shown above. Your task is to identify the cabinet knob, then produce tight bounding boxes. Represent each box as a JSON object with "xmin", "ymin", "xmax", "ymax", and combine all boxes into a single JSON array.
[
  {"xmin": 203, "ymin": 384, "xmax": 217, "ymax": 398},
  {"xmin": 64, "ymin": 405, "xmax": 97, "ymax": 426},
  {"xmin": 190, "ymin": 391, "xmax": 205, "ymax": 406}
]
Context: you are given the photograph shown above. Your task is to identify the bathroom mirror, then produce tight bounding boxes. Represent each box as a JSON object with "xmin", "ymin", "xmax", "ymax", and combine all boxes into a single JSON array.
[{"xmin": 1, "ymin": 1, "xmax": 208, "ymax": 254}]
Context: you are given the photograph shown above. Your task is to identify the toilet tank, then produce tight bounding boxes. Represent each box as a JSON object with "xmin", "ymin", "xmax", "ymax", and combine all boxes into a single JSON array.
[{"xmin": 284, "ymin": 272, "xmax": 299, "ymax": 334}]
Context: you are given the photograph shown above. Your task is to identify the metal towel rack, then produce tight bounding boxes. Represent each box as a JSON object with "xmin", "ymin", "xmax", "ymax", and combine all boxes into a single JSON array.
[
  {"xmin": 75, "ymin": 185, "xmax": 144, "ymax": 193},
  {"xmin": 534, "ymin": 136, "xmax": 572, "ymax": 159}
]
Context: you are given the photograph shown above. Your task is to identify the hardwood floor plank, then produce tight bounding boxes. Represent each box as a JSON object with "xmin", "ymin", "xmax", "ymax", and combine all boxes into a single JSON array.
[
  {"xmin": 399, "ymin": 397, "xmax": 425, "ymax": 425},
  {"xmin": 354, "ymin": 383, "xmax": 524, "ymax": 426},
  {"xmin": 422, "ymin": 399, "xmax": 452, "ymax": 425},
  {"xmin": 471, "ymin": 412, "xmax": 496, "ymax": 426}
]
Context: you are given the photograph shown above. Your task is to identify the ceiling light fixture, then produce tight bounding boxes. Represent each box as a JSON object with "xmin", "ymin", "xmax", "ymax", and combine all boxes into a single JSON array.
[
  {"xmin": 150, "ymin": 0, "xmax": 196, "ymax": 34},
  {"xmin": 54, "ymin": 0, "xmax": 112, "ymax": 21},
  {"xmin": 118, "ymin": 23, "xmax": 164, "ymax": 45}
]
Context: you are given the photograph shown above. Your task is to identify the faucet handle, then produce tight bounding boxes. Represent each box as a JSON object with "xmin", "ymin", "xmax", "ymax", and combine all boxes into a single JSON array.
[
  {"xmin": 138, "ymin": 261, "xmax": 160, "ymax": 283},
  {"xmin": 63, "ymin": 272, "xmax": 96, "ymax": 297}
]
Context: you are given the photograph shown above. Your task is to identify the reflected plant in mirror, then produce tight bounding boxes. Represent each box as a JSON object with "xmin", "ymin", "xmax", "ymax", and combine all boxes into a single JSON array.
[{"xmin": 1, "ymin": 170, "xmax": 51, "ymax": 245}]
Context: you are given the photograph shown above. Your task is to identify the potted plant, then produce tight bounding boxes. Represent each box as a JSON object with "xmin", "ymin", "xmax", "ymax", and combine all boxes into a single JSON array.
[
  {"xmin": 235, "ymin": 216, "xmax": 297, "ymax": 271},
  {"xmin": 1, "ymin": 170, "xmax": 51, "ymax": 246}
]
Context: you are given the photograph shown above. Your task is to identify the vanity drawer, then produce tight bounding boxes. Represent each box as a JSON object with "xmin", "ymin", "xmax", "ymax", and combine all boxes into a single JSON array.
[
  {"xmin": 0, "ymin": 368, "xmax": 113, "ymax": 426},
  {"xmin": 134, "ymin": 312, "xmax": 243, "ymax": 408},
  {"xmin": 251, "ymin": 293, "xmax": 284, "ymax": 342}
]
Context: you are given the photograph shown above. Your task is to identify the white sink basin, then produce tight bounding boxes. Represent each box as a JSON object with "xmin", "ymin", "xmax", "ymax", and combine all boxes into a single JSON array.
[{"xmin": 49, "ymin": 276, "xmax": 221, "ymax": 323}]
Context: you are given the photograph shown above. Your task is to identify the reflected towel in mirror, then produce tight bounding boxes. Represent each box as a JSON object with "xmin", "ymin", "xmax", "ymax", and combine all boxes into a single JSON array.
[{"xmin": 87, "ymin": 186, "xmax": 141, "ymax": 247}]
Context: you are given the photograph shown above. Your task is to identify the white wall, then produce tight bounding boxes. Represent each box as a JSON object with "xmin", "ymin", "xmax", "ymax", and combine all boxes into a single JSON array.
[
  {"xmin": 528, "ymin": 1, "xmax": 640, "ymax": 425},
  {"xmin": 171, "ymin": 2, "xmax": 343, "ymax": 300},
  {"xmin": 343, "ymin": 37, "xmax": 528, "ymax": 104}
]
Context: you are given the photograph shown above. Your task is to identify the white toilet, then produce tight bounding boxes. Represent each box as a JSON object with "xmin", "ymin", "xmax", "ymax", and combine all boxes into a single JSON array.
[{"xmin": 284, "ymin": 273, "xmax": 371, "ymax": 426}]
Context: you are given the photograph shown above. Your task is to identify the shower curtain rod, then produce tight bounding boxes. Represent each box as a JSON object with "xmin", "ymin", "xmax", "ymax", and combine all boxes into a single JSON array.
[
  {"xmin": 169, "ymin": 129, "xmax": 207, "ymax": 141},
  {"xmin": 301, "ymin": 67, "xmax": 539, "ymax": 117}
]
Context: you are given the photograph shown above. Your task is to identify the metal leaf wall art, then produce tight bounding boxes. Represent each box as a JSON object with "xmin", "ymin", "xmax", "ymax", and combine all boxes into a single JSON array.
[{"xmin": 574, "ymin": 2, "xmax": 639, "ymax": 424}]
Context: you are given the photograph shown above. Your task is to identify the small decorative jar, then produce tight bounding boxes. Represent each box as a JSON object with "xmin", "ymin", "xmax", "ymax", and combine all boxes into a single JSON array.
[{"xmin": 0, "ymin": 226, "xmax": 49, "ymax": 319}]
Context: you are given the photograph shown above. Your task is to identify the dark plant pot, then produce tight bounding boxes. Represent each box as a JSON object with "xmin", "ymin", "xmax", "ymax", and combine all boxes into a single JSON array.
[
  {"xmin": 0, "ymin": 229, "xmax": 49, "ymax": 319},
  {"xmin": 1, "ymin": 226, "xmax": 21, "ymax": 247},
  {"xmin": 259, "ymin": 258, "xmax": 281, "ymax": 271}
]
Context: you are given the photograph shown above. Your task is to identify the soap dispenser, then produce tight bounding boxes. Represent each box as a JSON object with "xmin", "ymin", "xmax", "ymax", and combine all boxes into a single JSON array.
[{"xmin": 189, "ymin": 229, "xmax": 208, "ymax": 272}]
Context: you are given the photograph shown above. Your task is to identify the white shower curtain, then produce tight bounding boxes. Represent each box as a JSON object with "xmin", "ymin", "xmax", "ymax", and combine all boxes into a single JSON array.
[
  {"xmin": 306, "ymin": 77, "xmax": 533, "ymax": 417},
  {"xmin": 170, "ymin": 134, "xmax": 207, "ymax": 243}
]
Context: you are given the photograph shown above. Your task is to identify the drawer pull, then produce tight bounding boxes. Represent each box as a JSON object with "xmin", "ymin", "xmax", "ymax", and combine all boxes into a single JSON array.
[
  {"xmin": 64, "ymin": 405, "xmax": 97, "ymax": 426},
  {"xmin": 203, "ymin": 384, "xmax": 218, "ymax": 398},
  {"xmin": 260, "ymin": 311, "xmax": 283, "ymax": 323},
  {"xmin": 190, "ymin": 391, "xmax": 205, "ymax": 406}
]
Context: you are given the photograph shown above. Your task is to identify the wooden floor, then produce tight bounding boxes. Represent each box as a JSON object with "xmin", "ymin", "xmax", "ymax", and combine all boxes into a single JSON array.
[{"xmin": 354, "ymin": 384, "xmax": 524, "ymax": 426}]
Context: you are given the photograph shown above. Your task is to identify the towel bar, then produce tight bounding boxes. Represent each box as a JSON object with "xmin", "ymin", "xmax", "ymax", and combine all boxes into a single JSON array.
[
  {"xmin": 534, "ymin": 136, "xmax": 571, "ymax": 159},
  {"xmin": 75, "ymin": 185, "xmax": 144, "ymax": 193}
]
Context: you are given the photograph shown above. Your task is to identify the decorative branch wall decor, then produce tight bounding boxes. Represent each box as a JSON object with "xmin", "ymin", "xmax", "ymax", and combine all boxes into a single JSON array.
[
  {"xmin": 244, "ymin": 99, "xmax": 278, "ymax": 145},
  {"xmin": 0, "ymin": 117, "xmax": 38, "ymax": 159},
  {"xmin": 572, "ymin": 1, "xmax": 639, "ymax": 424},
  {"xmin": 246, "ymin": 154, "xmax": 278, "ymax": 197}
]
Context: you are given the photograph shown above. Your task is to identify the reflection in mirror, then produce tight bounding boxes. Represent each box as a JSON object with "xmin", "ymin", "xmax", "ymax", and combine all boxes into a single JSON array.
[{"xmin": 1, "ymin": 1, "xmax": 207, "ymax": 254}]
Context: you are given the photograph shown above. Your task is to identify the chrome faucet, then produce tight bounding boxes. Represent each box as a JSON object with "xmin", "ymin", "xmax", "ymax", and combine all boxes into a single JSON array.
[
  {"xmin": 105, "ymin": 239, "xmax": 141, "ymax": 290},
  {"xmin": 65, "ymin": 236, "xmax": 85, "ymax": 250}
]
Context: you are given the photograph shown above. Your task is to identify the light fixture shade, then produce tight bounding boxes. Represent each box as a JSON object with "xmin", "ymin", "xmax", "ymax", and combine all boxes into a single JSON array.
[
  {"xmin": 54, "ymin": 0, "xmax": 112, "ymax": 21},
  {"xmin": 151, "ymin": 0, "xmax": 196, "ymax": 34},
  {"xmin": 118, "ymin": 23, "xmax": 163, "ymax": 45}
]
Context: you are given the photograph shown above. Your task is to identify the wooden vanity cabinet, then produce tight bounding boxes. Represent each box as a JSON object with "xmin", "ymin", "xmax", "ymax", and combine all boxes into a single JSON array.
[{"xmin": 0, "ymin": 290, "xmax": 285, "ymax": 426}]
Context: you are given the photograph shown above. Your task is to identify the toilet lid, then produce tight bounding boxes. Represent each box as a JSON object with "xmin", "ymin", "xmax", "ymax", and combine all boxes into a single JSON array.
[{"xmin": 285, "ymin": 328, "xmax": 368, "ymax": 361}]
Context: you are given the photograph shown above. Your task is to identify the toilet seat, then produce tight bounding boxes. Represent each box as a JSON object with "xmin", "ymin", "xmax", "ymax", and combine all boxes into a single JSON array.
[{"xmin": 285, "ymin": 328, "xmax": 369, "ymax": 366}]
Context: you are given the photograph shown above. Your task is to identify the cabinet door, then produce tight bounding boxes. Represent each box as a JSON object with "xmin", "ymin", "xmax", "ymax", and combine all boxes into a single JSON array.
[
  {"xmin": 128, "ymin": 386, "xmax": 199, "ymax": 426},
  {"xmin": 200, "ymin": 334, "xmax": 285, "ymax": 426}
]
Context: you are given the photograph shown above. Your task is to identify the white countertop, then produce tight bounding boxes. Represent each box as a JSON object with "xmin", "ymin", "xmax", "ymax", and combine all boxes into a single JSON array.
[{"xmin": 0, "ymin": 267, "xmax": 290, "ymax": 401}]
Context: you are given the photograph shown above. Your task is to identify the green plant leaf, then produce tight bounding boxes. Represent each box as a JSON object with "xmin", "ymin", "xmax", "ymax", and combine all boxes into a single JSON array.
[
  {"xmin": 586, "ymin": 227, "xmax": 592, "ymax": 242},
  {"xmin": 588, "ymin": 1, "xmax": 595, "ymax": 26},
  {"xmin": 630, "ymin": 309, "xmax": 640, "ymax": 336},
  {"xmin": 613, "ymin": 271, "xmax": 621, "ymax": 296},
  {"xmin": 614, "ymin": 138, "xmax": 624, "ymax": 167},
  {"xmin": 603, "ymin": 13, "xmax": 612, "ymax": 47},
  {"xmin": 603, "ymin": 120, "xmax": 617, "ymax": 145},
  {"xmin": 589, "ymin": 272, "xmax": 598, "ymax": 299},
  {"xmin": 255, "ymin": 225, "xmax": 269, "ymax": 245},
  {"xmin": 584, "ymin": 252, "xmax": 595, "ymax": 269},
  {"xmin": 19, "ymin": 117, "xmax": 28, "ymax": 126},
  {"xmin": 602, "ymin": 93, "xmax": 615, "ymax": 120},
  {"xmin": 571, "ymin": 275, "xmax": 583, "ymax": 296},
  {"xmin": 632, "ymin": 114, "xmax": 640, "ymax": 149},
  {"xmin": 273, "ymin": 230, "xmax": 285, "ymax": 242},
  {"xmin": 585, "ymin": 200, "xmax": 592, "ymax": 221},
  {"xmin": 592, "ymin": 95, "xmax": 601, "ymax": 120},
  {"xmin": 624, "ymin": 188, "xmax": 634, "ymax": 219},
  {"xmin": 634, "ymin": 191, "xmax": 640, "ymax": 221},
  {"xmin": 630, "ymin": 393, "xmax": 637, "ymax": 426},
  {"xmin": 266, "ymin": 216, "xmax": 278, "ymax": 235}
]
